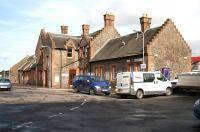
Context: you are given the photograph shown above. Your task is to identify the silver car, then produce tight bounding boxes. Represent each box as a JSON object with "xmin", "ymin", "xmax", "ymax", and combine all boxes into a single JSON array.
[{"xmin": 0, "ymin": 78, "xmax": 12, "ymax": 91}]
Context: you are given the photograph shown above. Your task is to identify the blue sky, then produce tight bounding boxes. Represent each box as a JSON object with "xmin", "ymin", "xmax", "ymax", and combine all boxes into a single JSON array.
[{"xmin": 0, "ymin": 0, "xmax": 200, "ymax": 71}]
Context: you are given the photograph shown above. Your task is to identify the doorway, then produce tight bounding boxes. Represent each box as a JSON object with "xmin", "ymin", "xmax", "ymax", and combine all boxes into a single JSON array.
[{"xmin": 69, "ymin": 69, "xmax": 76, "ymax": 86}]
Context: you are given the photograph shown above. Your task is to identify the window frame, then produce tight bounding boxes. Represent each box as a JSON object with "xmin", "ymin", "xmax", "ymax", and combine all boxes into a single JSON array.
[{"xmin": 67, "ymin": 48, "xmax": 73, "ymax": 58}]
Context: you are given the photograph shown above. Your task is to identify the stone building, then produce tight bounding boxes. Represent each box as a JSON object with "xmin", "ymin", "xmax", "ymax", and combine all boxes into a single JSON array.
[
  {"xmin": 78, "ymin": 13, "xmax": 120, "ymax": 74},
  {"xmin": 34, "ymin": 13, "xmax": 120, "ymax": 88},
  {"xmin": 12, "ymin": 13, "xmax": 192, "ymax": 88},
  {"xmin": 34, "ymin": 27, "xmax": 81, "ymax": 88},
  {"xmin": 90, "ymin": 14, "xmax": 191, "ymax": 83},
  {"xmin": 10, "ymin": 55, "xmax": 31, "ymax": 83},
  {"xmin": 192, "ymin": 56, "xmax": 200, "ymax": 70},
  {"xmin": 10, "ymin": 55, "xmax": 36, "ymax": 84}
]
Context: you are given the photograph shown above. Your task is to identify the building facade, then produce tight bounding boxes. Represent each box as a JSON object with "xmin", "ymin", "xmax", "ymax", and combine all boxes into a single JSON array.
[
  {"xmin": 11, "ymin": 13, "xmax": 192, "ymax": 89},
  {"xmin": 90, "ymin": 15, "xmax": 191, "ymax": 84}
]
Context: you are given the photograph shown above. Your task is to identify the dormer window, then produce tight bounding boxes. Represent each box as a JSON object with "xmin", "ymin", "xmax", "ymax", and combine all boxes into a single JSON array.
[{"xmin": 67, "ymin": 48, "xmax": 73, "ymax": 58}]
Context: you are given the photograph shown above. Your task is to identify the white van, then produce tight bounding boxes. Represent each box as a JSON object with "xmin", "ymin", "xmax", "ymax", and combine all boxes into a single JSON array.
[{"xmin": 115, "ymin": 72, "xmax": 172, "ymax": 99}]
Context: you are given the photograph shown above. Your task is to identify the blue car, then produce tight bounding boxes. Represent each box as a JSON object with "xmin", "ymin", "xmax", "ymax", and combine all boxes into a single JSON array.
[
  {"xmin": 72, "ymin": 75, "xmax": 111, "ymax": 95},
  {"xmin": 194, "ymin": 99, "xmax": 200, "ymax": 119}
]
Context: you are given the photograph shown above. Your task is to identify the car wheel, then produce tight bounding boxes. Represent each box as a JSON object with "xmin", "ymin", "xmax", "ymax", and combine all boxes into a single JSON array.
[
  {"xmin": 74, "ymin": 87, "xmax": 79, "ymax": 93},
  {"xmin": 136, "ymin": 90, "xmax": 144, "ymax": 99},
  {"xmin": 89, "ymin": 88, "xmax": 96, "ymax": 95},
  {"xmin": 165, "ymin": 87, "xmax": 173, "ymax": 96}
]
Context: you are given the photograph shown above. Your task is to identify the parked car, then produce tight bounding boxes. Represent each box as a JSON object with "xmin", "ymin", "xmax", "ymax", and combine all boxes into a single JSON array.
[
  {"xmin": 72, "ymin": 75, "xmax": 111, "ymax": 95},
  {"xmin": 0, "ymin": 78, "xmax": 12, "ymax": 91},
  {"xmin": 194, "ymin": 99, "xmax": 200, "ymax": 119}
]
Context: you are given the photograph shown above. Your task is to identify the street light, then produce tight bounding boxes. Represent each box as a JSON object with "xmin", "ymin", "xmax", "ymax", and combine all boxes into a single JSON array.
[
  {"xmin": 41, "ymin": 45, "xmax": 52, "ymax": 88},
  {"xmin": 133, "ymin": 29, "xmax": 150, "ymax": 71}
]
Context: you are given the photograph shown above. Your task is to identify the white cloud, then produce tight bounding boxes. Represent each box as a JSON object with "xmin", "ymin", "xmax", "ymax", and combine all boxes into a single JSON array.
[{"xmin": 1, "ymin": 0, "xmax": 200, "ymax": 70}]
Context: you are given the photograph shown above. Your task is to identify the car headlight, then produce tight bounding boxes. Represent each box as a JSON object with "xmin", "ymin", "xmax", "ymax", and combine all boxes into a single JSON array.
[
  {"xmin": 194, "ymin": 99, "xmax": 200, "ymax": 106},
  {"xmin": 95, "ymin": 86, "xmax": 101, "ymax": 89}
]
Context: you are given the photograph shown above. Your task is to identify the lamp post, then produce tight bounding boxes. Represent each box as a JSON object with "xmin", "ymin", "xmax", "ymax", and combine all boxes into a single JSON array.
[
  {"xmin": 133, "ymin": 29, "xmax": 150, "ymax": 71},
  {"xmin": 41, "ymin": 45, "xmax": 52, "ymax": 88}
]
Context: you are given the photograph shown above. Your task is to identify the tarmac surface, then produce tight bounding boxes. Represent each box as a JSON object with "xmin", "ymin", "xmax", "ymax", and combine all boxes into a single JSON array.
[{"xmin": 0, "ymin": 86, "xmax": 200, "ymax": 132}]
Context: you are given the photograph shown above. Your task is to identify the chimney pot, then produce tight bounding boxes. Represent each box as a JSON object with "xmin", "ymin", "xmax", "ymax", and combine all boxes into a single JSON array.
[
  {"xmin": 104, "ymin": 13, "xmax": 115, "ymax": 27},
  {"xmin": 61, "ymin": 25, "xmax": 68, "ymax": 34},
  {"xmin": 140, "ymin": 14, "xmax": 151, "ymax": 32},
  {"xmin": 82, "ymin": 24, "xmax": 90, "ymax": 36}
]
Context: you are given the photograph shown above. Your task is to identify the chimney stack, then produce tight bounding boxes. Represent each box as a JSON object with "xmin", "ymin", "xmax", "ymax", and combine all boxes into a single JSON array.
[
  {"xmin": 104, "ymin": 12, "xmax": 115, "ymax": 27},
  {"xmin": 61, "ymin": 25, "xmax": 68, "ymax": 34},
  {"xmin": 140, "ymin": 14, "xmax": 151, "ymax": 32},
  {"xmin": 82, "ymin": 24, "xmax": 90, "ymax": 36}
]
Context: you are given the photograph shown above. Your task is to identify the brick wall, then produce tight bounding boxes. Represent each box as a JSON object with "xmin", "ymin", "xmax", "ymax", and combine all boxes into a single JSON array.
[{"xmin": 51, "ymin": 48, "xmax": 78, "ymax": 88}]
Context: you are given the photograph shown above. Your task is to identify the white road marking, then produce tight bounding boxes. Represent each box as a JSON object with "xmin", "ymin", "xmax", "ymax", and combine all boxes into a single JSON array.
[
  {"xmin": 15, "ymin": 122, "xmax": 33, "ymax": 128},
  {"xmin": 49, "ymin": 114, "xmax": 58, "ymax": 118},
  {"xmin": 81, "ymin": 101, "xmax": 86, "ymax": 106},
  {"xmin": 70, "ymin": 106, "xmax": 79, "ymax": 111},
  {"xmin": 48, "ymin": 113, "xmax": 63, "ymax": 118}
]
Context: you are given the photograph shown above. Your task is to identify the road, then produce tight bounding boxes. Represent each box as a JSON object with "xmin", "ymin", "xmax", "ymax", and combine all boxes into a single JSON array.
[{"xmin": 0, "ymin": 87, "xmax": 200, "ymax": 132}]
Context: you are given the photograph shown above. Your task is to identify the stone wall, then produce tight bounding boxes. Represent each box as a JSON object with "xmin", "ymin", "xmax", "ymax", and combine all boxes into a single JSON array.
[
  {"xmin": 147, "ymin": 20, "xmax": 191, "ymax": 79},
  {"xmin": 90, "ymin": 27, "xmax": 120, "ymax": 58}
]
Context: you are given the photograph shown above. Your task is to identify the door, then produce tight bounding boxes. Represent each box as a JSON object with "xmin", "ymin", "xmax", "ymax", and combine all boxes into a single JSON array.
[
  {"xmin": 155, "ymin": 72, "xmax": 169, "ymax": 91},
  {"xmin": 69, "ymin": 69, "xmax": 76, "ymax": 86},
  {"xmin": 45, "ymin": 70, "xmax": 48, "ymax": 87}
]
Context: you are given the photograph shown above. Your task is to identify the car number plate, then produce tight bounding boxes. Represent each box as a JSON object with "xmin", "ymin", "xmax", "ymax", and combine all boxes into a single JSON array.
[{"xmin": 1, "ymin": 86, "xmax": 7, "ymax": 88}]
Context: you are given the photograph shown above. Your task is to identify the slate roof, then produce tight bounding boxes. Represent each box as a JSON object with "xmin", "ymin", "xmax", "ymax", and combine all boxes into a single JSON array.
[
  {"xmin": 89, "ymin": 29, "xmax": 102, "ymax": 38},
  {"xmin": 90, "ymin": 27, "xmax": 161, "ymax": 62},
  {"xmin": 51, "ymin": 33, "xmax": 81, "ymax": 49},
  {"xmin": 18, "ymin": 55, "xmax": 36, "ymax": 71},
  {"xmin": 79, "ymin": 29, "xmax": 103, "ymax": 47}
]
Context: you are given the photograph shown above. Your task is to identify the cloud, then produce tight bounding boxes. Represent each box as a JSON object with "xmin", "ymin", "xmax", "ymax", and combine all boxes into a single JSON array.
[{"xmin": 1, "ymin": 0, "xmax": 200, "ymax": 70}]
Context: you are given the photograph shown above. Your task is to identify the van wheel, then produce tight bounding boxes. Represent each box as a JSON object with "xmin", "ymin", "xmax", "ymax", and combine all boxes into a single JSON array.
[
  {"xmin": 120, "ymin": 95, "xmax": 128, "ymax": 98},
  {"xmin": 89, "ymin": 88, "xmax": 96, "ymax": 95},
  {"xmin": 165, "ymin": 87, "xmax": 172, "ymax": 96},
  {"xmin": 136, "ymin": 90, "xmax": 144, "ymax": 99}
]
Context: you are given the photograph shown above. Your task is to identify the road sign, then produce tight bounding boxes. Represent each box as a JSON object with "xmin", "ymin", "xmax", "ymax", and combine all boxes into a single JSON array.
[{"xmin": 140, "ymin": 64, "xmax": 146, "ymax": 69}]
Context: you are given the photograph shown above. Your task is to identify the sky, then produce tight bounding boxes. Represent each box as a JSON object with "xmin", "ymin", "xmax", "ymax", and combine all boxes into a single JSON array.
[{"xmin": 0, "ymin": 0, "xmax": 200, "ymax": 71}]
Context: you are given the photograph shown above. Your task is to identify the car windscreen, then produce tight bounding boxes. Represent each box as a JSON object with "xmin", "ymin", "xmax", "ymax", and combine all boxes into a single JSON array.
[
  {"xmin": 90, "ymin": 76, "xmax": 106, "ymax": 82},
  {"xmin": 0, "ymin": 79, "xmax": 11, "ymax": 83}
]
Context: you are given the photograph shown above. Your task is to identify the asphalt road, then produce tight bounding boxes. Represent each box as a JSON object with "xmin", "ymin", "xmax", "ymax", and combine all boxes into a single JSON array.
[{"xmin": 0, "ymin": 87, "xmax": 200, "ymax": 132}]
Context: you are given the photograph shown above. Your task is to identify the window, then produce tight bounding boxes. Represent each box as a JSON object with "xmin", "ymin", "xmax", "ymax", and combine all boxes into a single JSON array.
[
  {"xmin": 143, "ymin": 73, "xmax": 155, "ymax": 82},
  {"xmin": 111, "ymin": 65, "xmax": 117, "ymax": 80},
  {"xmin": 100, "ymin": 66, "xmax": 104, "ymax": 79},
  {"xmin": 156, "ymin": 73, "xmax": 167, "ymax": 82},
  {"xmin": 129, "ymin": 64, "xmax": 134, "ymax": 72},
  {"xmin": 94, "ymin": 67, "xmax": 98, "ymax": 76},
  {"xmin": 67, "ymin": 48, "xmax": 73, "ymax": 57}
]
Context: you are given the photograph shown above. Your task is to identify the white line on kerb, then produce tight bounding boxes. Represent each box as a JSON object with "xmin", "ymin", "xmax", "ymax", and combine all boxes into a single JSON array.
[{"xmin": 70, "ymin": 107, "xmax": 79, "ymax": 111}]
